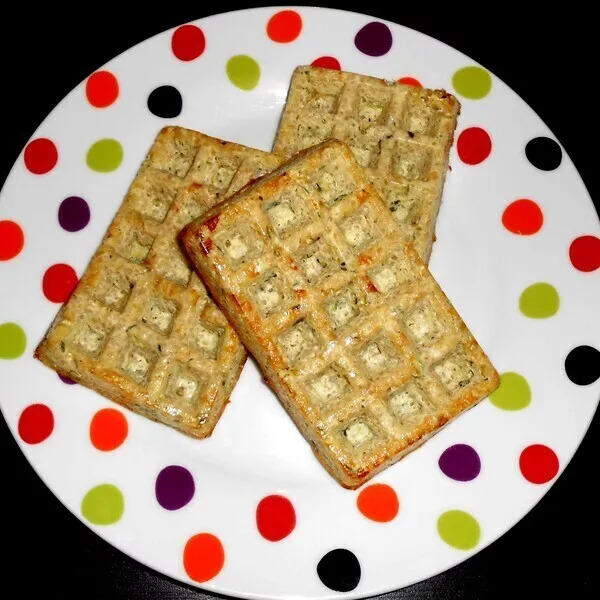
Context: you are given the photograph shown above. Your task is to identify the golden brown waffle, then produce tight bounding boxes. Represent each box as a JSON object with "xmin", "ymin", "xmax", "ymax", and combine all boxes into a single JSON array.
[
  {"xmin": 35, "ymin": 127, "xmax": 281, "ymax": 438},
  {"xmin": 273, "ymin": 66, "xmax": 460, "ymax": 263},
  {"xmin": 181, "ymin": 140, "xmax": 498, "ymax": 487}
]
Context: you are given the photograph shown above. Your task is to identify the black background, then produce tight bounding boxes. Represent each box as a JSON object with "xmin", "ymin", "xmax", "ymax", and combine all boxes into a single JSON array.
[{"xmin": 1, "ymin": 4, "xmax": 598, "ymax": 599}]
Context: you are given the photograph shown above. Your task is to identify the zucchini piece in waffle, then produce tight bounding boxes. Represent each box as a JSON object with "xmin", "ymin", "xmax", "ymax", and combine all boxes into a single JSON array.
[
  {"xmin": 181, "ymin": 140, "xmax": 498, "ymax": 487},
  {"xmin": 273, "ymin": 65, "xmax": 460, "ymax": 263},
  {"xmin": 35, "ymin": 126, "xmax": 281, "ymax": 438}
]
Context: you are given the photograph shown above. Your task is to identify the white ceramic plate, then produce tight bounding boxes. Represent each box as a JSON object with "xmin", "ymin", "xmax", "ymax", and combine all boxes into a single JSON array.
[{"xmin": 1, "ymin": 7, "xmax": 599, "ymax": 599}]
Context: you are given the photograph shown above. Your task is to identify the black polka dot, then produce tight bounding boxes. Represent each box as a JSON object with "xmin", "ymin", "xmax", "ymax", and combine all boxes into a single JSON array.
[
  {"xmin": 317, "ymin": 548, "xmax": 361, "ymax": 592},
  {"xmin": 525, "ymin": 137, "xmax": 562, "ymax": 171},
  {"xmin": 147, "ymin": 85, "xmax": 182, "ymax": 118},
  {"xmin": 565, "ymin": 345, "xmax": 600, "ymax": 385}
]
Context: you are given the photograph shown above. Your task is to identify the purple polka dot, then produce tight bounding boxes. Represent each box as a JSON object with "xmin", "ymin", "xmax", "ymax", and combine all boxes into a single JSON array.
[
  {"xmin": 58, "ymin": 196, "xmax": 90, "ymax": 232},
  {"xmin": 58, "ymin": 374, "xmax": 77, "ymax": 385},
  {"xmin": 155, "ymin": 465, "xmax": 195, "ymax": 510},
  {"xmin": 438, "ymin": 444, "xmax": 481, "ymax": 482},
  {"xmin": 354, "ymin": 22, "xmax": 393, "ymax": 57}
]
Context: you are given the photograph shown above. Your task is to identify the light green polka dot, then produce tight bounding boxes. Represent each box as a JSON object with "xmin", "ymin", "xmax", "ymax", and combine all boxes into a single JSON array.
[
  {"xmin": 226, "ymin": 55, "xmax": 261, "ymax": 91},
  {"xmin": 86, "ymin": 139, "xmax": 123, "ymax": 172},
  {"xmin": 0, "ymin": 322, "xmax": 26, "ymax": 359},
  {"xmin": 452, "ymin": 66, "xmax": 492, "ymax": 99},
  {"xmin": 81, "ymin": 484, "xmax": 124, "ymax": 525},
  {"xmin": 519, "ymin": 282, "xmax": 559, "ymax": 318},
  {"xmin": 490, "ymin": 372, "xmax": 531, "ymax": 410},
  {"xmin": 438, "ymin": 510, "xmax": 481, "ymax": 550}
]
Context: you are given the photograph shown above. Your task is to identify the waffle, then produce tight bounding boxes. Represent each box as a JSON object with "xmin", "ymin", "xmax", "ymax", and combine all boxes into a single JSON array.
[
  {"xmin": 181, "ymin": 140, "xmax": 499, "ymax": 487},
  {"xmin": 273, "ymin": 66, "xmax": 460, "ymax": 263},
  {"xmin": 35, "ymin": 127, "xmax": 281, "ymax": 438}
]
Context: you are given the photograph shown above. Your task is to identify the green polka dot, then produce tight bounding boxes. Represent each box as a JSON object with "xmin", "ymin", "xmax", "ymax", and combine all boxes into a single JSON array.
[
  {"xmin": 452, "ymin": 66, "xmax": 492, "ymax": 99},
  {"xmin": 81, "ymin": 484, "xmax": 124, "ymax": 525},
  {"xmin": 86, "ymin": 139, "xmax": 123, "ymax": 172},
  {"xmin": 0, "ymin": 322, "xmax": 26, "ymax": 359},
  {"xmin": 519, "ymin": 282, "xmax": 559, "ymax": 318},
  {"xmin": 437, "ymin": 510, "xmax": 480, "ymax": 550},
  {"xmin": 226, "ymin": 55, "xmax": 260, "ymax": 91},
  {"xmin": 490, "ymin": 372, "xmax": 531, "ymax": 410}
]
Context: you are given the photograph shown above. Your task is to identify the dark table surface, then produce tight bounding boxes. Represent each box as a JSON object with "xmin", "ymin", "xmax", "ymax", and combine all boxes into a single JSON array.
[{"xmin": 1, "ymin": 4, "xmax": 598, "ymax": 599}]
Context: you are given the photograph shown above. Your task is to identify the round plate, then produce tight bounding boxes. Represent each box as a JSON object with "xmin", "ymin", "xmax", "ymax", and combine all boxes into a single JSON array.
[{"xmin": 1, "ymin": 6, "xmax": 599, "ymax": 599}]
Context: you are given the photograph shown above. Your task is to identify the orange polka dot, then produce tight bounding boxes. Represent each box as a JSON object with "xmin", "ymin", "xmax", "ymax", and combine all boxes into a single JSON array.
[
  {"xmin": 502, "ymin": 199, "xmax": 543, "ymax": 235},
  {"xmin": 0, "ymin": 220, "xmax": 24, "ymax": 261},
  {"xmin": 398, "ymin": 76, "xmax": 422, "ymax": 87},
  {"xmin": 86, "ymin": 71, "xmax": 119, "ymax": 108},
  {"xmin": 183, "ymin": 533, "xmax": 225, "ymax": 583},
  {"xmin": 357, "ymin": 483, "xmax": 399, "ymax": 522},
  {"xmin": 90, "ymin": 408, "xmax": 128, "ymax": 451},
  {"xmin": 267, "ymin": 10, "xmax": 302, "ymax": 43}
]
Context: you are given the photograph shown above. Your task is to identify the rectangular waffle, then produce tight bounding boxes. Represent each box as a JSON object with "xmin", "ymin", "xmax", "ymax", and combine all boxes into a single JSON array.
[
  {"xmin": 34, "ymin": 126, "xmax": 281, "ymax": 438},
  {"xmin": 181, "ymin": 140, "xmax": 499, "ymax": 487},
  {"xmin": 273, "ymin": 66, "xmax": 460, "ymax": 263}
]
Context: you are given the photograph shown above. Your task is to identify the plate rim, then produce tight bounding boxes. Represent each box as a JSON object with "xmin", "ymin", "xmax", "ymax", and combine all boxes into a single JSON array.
[{"xmin": 1, "ymin": 6, "xmax": 599, "ymax": 599}]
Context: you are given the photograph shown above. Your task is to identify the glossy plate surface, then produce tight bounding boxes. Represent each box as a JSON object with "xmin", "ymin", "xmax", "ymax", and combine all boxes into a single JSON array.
[{"xmin": 1, "ymin": 7, "xmax": 599, "ymax": 599}]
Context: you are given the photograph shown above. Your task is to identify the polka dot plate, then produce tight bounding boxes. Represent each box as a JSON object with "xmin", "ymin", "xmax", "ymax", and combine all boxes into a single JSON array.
[{"xmin": 1, "ymin": 7, "xmax": 599, "ymax": 599}]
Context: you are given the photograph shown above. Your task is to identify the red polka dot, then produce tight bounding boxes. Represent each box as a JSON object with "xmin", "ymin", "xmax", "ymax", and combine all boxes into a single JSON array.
[
  {"xmin": 519, "ymin": 444, "xmax": 559, "ymax": 484},
  {"xmin": 90, "ymin": 408, "xmax": 128, "ymax": 451},
  {"xmin": 457, "ymin": 127, "xmax": 492, "ymax": 165},
  {"xmin": 311, "ymin": 56, "xmax": 341, "ymax": 70},
  {"xmin": 24, "ymin": 138, "xmax": 58, "ymax": 174},
  {"xmin": 569, "ymin": 235, "xmax": 600, "ymax": 272},
  {"xmin": 0, "ymin": 220, "xmax": 24, "ymax": 261},
  {"xmin": 267, "ymin": 10, "xmax": 302, "ymax": 43},
  {"xmin": 42, "ymin": 264, "xmax": 78, "ymax": 303},
  {"xmin": 502, "ymin": 199, "xmax": 544, "ymax": 235},
  {"xmin": 18, "ymin": 404, "xmax": 54, "ymax": 444},
  {"xmin": 256, "ymin": 494, "xmax": 296, "ymax": 541},
  {"xmin": 86, "ymin": 71, "xmax": 119, "ymax": 108},
  {"xmin": 171, "ymin": 25, "xmax": 206, "ymax": 61},
  {"xmin": 357, "ymin": 484, "xmax": 399, "ymax": 522},
  {"xmin": 183, "ymin": 533, "xmax": 224, "ymax": 582},
  {"xmin": 398, "ymin": 76, "xmax": 422, "ymax": 87}
]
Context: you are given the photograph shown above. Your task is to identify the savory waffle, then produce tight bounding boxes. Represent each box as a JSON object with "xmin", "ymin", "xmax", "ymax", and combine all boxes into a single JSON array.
[
  {"xmin": 273, "ymin": 66, "xmax": 460, "ymax": 263},
  {"xmin": 181, "ymin": 140, "xmax": 498, "ymax": 487},
  {"xmin": 35, "ymin": 126, "xmax": 281, "ymax": 438}
]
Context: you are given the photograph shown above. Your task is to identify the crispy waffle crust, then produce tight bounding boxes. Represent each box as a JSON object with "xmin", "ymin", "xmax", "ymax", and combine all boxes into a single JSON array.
[
  {"xmin": 273, "ymin": 66, "xmax": 460, "ymax": 263},
  {"xmin": 34, "ymin": 126, "xmax": 281, "ymax": 438},
  {"xmin": 182, "ymin": 140, "xmax": 498, "ymax": 487}
]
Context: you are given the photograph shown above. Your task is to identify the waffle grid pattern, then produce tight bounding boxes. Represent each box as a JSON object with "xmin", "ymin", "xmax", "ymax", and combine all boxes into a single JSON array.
[
  {"xmin": 273, "ymin": 66, "xmax": 460, "ymax": 262},
  {"xmin": 182, "ymin": 141, "xmax": 498, "ymax": 485},
  {"xmin": 35, "ymin": 127, "xmax": 281, "ymax": 437}
]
